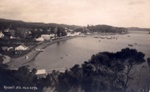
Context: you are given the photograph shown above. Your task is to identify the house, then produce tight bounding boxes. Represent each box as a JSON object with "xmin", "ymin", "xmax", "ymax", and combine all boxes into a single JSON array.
[
  {"xmin": 2, "ymin": 55, "xmax": 10, "ymax": 64},
  {"xmin": 49, "ymin": 34, "xmax": 55, "ymax": 39},
  {"xmin": 67, "ymin": 32, "xmax": 81, "ymax": 36},
  {"xmin": 36, "ymin": 69, "xmax": 47, "ymax": 78},
  {"xmin": 7, "ymin": 47, "xmax": 13, "ymax": 51},
  {"xmin": 15, "ymin": 45, "xmax": 28, "ymax": 51},
  {"xmin": 41, "ymin": 34, "xmax": 51, "ymax": 41},
  {"xmin": 0, "ymin": 31, "xmax": 4, "ymax": 38},
  {"xmin": 35, "ymin": 37, "xmax": 44, "ymax": 42},
  {"xmin": 10, "ymin": 36, "xmax": 16, "ymax": 39},
  {"xmin": 40, "ymin": 34, "xmax": 55, "ymax": 41}
]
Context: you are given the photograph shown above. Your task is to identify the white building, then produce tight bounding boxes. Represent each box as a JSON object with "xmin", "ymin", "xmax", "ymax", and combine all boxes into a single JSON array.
[
  {"xmin": 67, "ymin": 32, "xmax": 81, "ymax": 36},
  {"xmin": 2, "ymin": 55, "xmax": 10, "ymax": 64},
  {"xmin": 41, "ymin": 34, "xmax": 51, "ymax": 41},
  {"xmin": 36, "ymin": 69, "xmax": 47, "ymax": 78},
  {"xmin": 41, "ymin": 34, "xmax": 55, "ymax": 40},
  {"xmin": 15, "ymin": 45, "xmax": 28, "ymax": 51},
  {"xmin": 0, "ymin": 32, "xmax": 4, "ymax": 38},
  {"xmin": 49, "ymin": 34, "xmax": 55, "ymax": 38},
  {"xmin": 35, "ymin": 37, "xmax": 44, "ymax": 42}
]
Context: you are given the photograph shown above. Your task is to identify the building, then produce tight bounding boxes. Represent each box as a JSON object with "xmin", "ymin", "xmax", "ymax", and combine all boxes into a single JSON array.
[
  {"xmin": 67, "ymin": 32, "xmax": 81, "ymax": 36},
  {"xmin": 0, "ymin": 31, "xmax": 4, "ymax": 38},
  {"xmin": 41, "ymin": 34, "xmax": 51, "ymax": 41},
  {"xmin": 35, "ymin": 37, "xmax": 44, "ymax": 42},
  {"xmin": 2, "ymin": 55, "xmax": 10, "ymax": 64},
  {"xmin": 15, "ymin": 45, "xmax": 28, "ymax": 51},
  {"xmin": 36, "ymin": 69, "xmax": 47, "ymax": 78},
  {"xmin": 36, "ymin": 34, "xmax": 55, "ymax": 42}
]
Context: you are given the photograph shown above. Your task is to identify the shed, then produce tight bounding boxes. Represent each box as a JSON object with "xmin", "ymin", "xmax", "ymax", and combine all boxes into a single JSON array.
[
  {"xmin": 36, "ymin": 69, "xmax": 47, "ymax": 78},
  {"xmin": 35, "ymin": 37, "xmax": 44, "ymax": 42},
  {"xmin": 15, "ymin": 45, "xmax": 28, "ymax": 51},
  {"xmin": 0, "ymin": 32, "xmax": 4, "ymax": 38}
]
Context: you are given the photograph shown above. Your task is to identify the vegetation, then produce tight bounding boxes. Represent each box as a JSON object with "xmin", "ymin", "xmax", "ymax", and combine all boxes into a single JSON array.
[
  {"xmin": 0, "ymin": 48, "xmax": 147, "ymax": 92},
  {"xmin": 0, "ymin": 18, "xmax": 72, "ymax": 58},
  {"xmin": 0, "ymin": 18, "xmax": 81, "ymax": 30},
  {"xmin": 74, "ymin": 25, "xmax": 128, "ymax": 34},
  {"xmin": 87, "ymin": 25, "xmax": 128, "ymax": 34},
  {"xmin": 127, "ymin": 27, "xmax": 150, "ymax": 32}
]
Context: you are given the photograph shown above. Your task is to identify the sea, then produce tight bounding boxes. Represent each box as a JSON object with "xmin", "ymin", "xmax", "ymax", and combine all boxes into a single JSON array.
[{"xmin": 30, "ymin": 31, "xmax": 150, "ymax": 72}]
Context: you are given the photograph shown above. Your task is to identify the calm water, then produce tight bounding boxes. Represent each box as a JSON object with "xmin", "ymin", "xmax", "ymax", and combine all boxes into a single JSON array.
[{"xmin": 30, "ymin": 31, "xmax": 150, "ymax": 72}]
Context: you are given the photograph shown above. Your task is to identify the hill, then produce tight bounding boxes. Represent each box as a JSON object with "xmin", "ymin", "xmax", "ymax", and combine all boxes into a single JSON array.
[
  {"xmin": 127, "ymin": 27, "xmax": 150, "ymax": 32},
  {"xmin": 0, "ymin": 18, "xmax": 81, "ymax": 30}
]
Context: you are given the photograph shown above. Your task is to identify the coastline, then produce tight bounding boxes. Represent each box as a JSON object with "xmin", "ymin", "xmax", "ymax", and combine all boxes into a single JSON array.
[{"xmin": 7, "ymin": 36, "xmax": 76, "ymax": 70}]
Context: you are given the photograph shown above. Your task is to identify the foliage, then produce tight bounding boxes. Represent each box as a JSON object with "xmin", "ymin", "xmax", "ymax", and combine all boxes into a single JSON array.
[
  {"xmin": 87, "ymin": 25, "xmax": 128, "ymax": 34},
  {"xmin": 0, "ymin": 48, "xmax": 146, "ymax": 92}
]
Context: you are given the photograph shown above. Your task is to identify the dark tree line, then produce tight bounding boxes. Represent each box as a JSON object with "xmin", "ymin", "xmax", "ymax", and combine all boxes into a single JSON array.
[
  {"xmin": 87, "ymin": 25, "xmax": 128, "ymax": 34},
  {"xmin": 0, "ymin": 48, "xmax": 147, "ymax": 92}
]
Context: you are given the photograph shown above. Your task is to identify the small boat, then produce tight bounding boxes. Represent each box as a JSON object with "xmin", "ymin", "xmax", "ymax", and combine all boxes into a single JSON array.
[
  {"xmin": 100, "ymin": 36, "xmax": 105, "ymax": 39},
  {"xmin": 79, "ymin": 34, "xmax": 86, "ymax": 37},
  {"xmin": 60, "ymin": 57, "xmax": 63, "ymax": 59},
  {"xmin": 106, "ymin": 36, "xmax": 112, "ymax": 39},
  {"xmin": 134, "ymin": 43, "xmax": 137, "ymax": 45},
  {"xmin": 35, "ymin": 48, "xmax": 44, "ymax": 52},
  {"xmin": 128, "ymin": 44, "xmax": 133, "ymax": 47},
  {"xmin": 93, "ymin": 36, "xmax": 99, "ymax": 38}
]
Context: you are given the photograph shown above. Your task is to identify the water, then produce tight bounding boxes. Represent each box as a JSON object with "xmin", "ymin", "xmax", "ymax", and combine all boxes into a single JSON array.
[{"xmin": 30, "ymin": 31, "xmax": 150, "ymax": 72}]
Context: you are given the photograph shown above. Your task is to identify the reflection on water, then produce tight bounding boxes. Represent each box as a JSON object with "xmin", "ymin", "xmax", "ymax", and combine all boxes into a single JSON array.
[{"xmin": 32, "ymin": 31, "xmax": 150, "ymax": 72}]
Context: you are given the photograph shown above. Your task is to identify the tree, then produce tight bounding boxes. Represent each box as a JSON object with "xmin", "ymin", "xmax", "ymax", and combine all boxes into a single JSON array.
[
  {"xmin": 116, "ymin": 48, "xmax": 145, "ymax": 91},
  {"xmin": 0, "ymin": 48, "xmax": 146, "ymax": 92},
  {"xmin": 0, "ymin": 55, "xmax": 4, "ymax": 64}
]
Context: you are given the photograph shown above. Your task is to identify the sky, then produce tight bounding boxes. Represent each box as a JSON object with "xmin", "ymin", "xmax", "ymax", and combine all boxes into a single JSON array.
[{"xmin": 0, "ymin": 0, "xmax": 150, "ymax": 28}]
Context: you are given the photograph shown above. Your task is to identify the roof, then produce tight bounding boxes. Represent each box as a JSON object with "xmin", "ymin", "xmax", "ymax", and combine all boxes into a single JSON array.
[
  {"xmin": 0, "ymin": 32, "xmax": 4, "ymax": 38},
  {"xmin": 36, "ymin": 69, "xmax": 47, "ymax": 75},
  {"xmin": 35, "ymin": 37, "xmax": 44, "ymax": 42},
  {"xmin": 15, "ymin": 45, "xmax": 28, "ymax": 50}
]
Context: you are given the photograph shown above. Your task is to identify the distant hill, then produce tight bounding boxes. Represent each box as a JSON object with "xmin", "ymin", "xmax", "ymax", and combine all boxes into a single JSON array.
[
  {"xmin": 0, "ymin": 18, "xmax": 81, "ymax": 30},
  {"xmin": 85, "ymin": 25, "xmax": 128, "ymax": 34},
  {"xmin": 127, "ymin": 27, "xmax": 150, "ymax": 32},
  {"xmin": 1, "ymin": 18, "xmax": 149, "ymax": 33}
]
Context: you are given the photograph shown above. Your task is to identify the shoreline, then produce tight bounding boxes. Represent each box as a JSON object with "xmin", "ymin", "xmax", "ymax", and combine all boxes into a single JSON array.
[
  {"xmin": 7, "ymin": 36, "xmax": 76, "ymax": 69},
  {"xmin": 24, "ymin": 36, "xmax": 76, "ymax": 64}
]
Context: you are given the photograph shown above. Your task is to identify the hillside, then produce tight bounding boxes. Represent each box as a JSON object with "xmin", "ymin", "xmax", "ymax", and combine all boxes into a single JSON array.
[
  {"xmin": 127, "ymin": 27, "xmax": 150, "ymax": 32},
  {"xmin": 0, "ymin": 18, "xmax": 81, "ymax": 30}
]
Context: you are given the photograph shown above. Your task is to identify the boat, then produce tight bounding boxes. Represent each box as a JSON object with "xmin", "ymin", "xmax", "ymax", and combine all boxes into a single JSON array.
[
  {"xmin": 35, "ymin": 48, "xmax": 44, "ymax": 52},
  {"xmin": 93, "ymin": 36, "xmax": 99, "ymax": 38},
  {"xmin": 100, "ymin": 36, "xmax": 105, "ymax": 39},
  {"xmin": 128, "ymin": 44, "xmax": 133, "ymax": 47},
  {"xmin": 106, "ymin": 36, "xmax": 112, "ymax": 39}
]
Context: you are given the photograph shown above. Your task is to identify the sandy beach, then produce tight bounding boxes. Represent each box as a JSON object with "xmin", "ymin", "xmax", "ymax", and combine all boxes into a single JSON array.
[{"xmin": 7, "ymin": 36, "xmax": 75, "ymax": 70}]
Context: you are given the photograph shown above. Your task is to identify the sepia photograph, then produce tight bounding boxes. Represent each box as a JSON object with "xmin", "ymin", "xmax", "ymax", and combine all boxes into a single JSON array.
[{"xmin": 0, "ymin": 0, "xmax": 150, "ymax": 92}]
